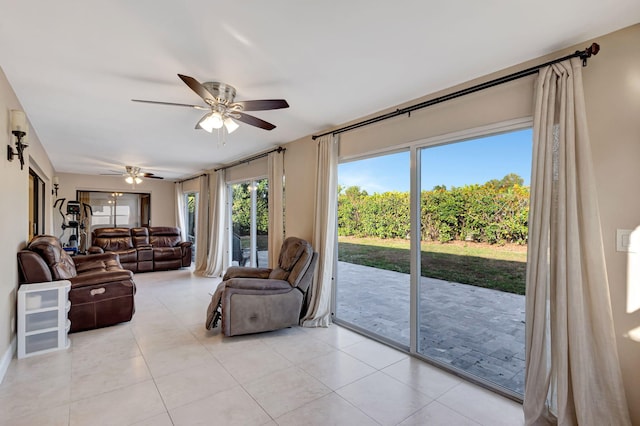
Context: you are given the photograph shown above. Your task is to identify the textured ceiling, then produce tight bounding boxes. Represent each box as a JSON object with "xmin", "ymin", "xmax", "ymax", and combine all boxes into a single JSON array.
[{"xmin": 1, "ymin": 1, "xmax": 638, "ymax": 180}]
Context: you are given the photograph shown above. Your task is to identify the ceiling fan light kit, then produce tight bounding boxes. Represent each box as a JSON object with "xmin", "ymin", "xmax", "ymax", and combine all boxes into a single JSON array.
[{"xmin": 132, "ymin": 74, "xmax": 289, "ymax": 140}]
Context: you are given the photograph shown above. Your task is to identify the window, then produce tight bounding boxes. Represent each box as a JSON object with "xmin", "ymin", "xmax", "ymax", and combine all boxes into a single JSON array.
[
  {"xmin": 76, "ymin": 190, "xmax": 151, "ymax": 236},
  {"xmin": 228, "ymin": 178, "xmax": 269, "ymax": 267}
]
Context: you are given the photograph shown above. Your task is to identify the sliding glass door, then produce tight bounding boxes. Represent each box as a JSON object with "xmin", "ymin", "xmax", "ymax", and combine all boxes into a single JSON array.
[
  {"xmin": 335, "ymin": 151, "xmax": 411, "ymax": 348},
  {"xmin": 332, "ymin": 126, "xmax": 531, "ymax": 397},
  {"xmin": 184, "ymin": 192, "xmax": 198, "ymax": 261},
  {"xmin": 229, "ymin": 178, "xmax": 269, "ymax": 267},
  {"xmin": 418, "ymin": 130, "xmax": 531, "ymax": 396}
]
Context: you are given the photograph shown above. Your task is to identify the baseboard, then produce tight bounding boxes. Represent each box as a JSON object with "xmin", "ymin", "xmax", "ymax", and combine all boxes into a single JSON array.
[{"xmin": 0, "ymin": 337, "xmax": 16, "ymax": 384}]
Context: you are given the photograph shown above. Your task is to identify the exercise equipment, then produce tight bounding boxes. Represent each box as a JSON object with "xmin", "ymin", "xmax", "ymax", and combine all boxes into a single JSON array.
[{"xmin": 54, "ymin": 198, "xmax": 93, "ymax": 255}]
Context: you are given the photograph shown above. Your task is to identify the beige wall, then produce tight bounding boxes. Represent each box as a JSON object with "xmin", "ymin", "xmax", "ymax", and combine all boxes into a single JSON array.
[
  {"xmin": 0, "ymin": 66, "xmax": 55, "ymax": 369},
  {"xmin": 53, "ymin": 173, "xmax": 176, "ymax": 234},
  {"xmin": 283, "ymin": 24, "xmax": 640, "ymax": 423}
]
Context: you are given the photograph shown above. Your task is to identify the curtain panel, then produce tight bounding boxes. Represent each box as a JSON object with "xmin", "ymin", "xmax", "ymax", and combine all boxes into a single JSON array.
[
  {"xmin": 301, "ymin": 134, "xmax": 338, "ymax": 327},
  {"xmin": 524, "ymin": 58, "xmax": 631, "ymax": 425},
  {"xmin": 175, "ymin": 182, "xmax": 187, "ymax": 241},
  {"xmin": 194, "ymin": 175, "xmax": 209, "ymax": 271},
  {"xmin": 268, "ymin": 150, "xmax": 285, "ymax": 269},
  {"xmin": 198, "ymin": 170, "xmax": 227, "ymax": 277}
]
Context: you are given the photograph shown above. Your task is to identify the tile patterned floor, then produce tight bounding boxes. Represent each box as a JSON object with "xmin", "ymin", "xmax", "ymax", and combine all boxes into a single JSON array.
[{"xmin": 0, "ymin": 268, "xmax": 523, "ymax": 425}]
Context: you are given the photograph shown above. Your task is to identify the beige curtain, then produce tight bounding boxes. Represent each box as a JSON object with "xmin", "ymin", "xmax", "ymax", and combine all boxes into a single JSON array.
[
  {"xmin": 301, "ymin": 134, "xmax": 338, "ymax": 327},
  {"xmin": 524, "ymin": 58, "xmax": 631, "ymax": 425},
  {"xmin": 194, "ymin": 175, "xmax": 209, "ymax": 271},
  {"xmin": 198, "ymin": 170, "xmax": 227, "ymax": 277},
  {"xmin": 175, "ymin": 182, "xmax": 187, "ymax": 241},
  {"xmin": 268, "ymin": 150, "xmax": 285, "ymax": 268}
]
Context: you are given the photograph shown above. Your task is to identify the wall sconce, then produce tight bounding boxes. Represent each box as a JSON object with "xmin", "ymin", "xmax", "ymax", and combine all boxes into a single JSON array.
[
  {"xmin": 7, "ymin": 110, "xmax": 29, "ymax": 170},
  {"xmin": 52, "ymin": 176, "xmax": 59, "ymax": 197}
]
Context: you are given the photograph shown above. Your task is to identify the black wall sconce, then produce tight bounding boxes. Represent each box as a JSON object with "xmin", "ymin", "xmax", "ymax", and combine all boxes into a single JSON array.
[
  {"xmin": 52, "ymin": 176, "xmax": 59, "ymax": 197},
  {"xmin": 7, "ymin": 110, "xmax": 29, "ymax": 170}
]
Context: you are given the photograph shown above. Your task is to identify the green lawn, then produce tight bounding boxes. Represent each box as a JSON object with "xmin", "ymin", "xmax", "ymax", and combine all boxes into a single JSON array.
[{"xmin": 338, "ymin": 236, "xmax": 527, "ymax": 295}]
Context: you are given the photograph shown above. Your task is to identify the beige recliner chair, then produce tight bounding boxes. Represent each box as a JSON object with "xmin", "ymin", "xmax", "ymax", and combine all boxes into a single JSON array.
[{"xmin": 206, "ymin": 237, "xmax": 318, "ymax": 336}]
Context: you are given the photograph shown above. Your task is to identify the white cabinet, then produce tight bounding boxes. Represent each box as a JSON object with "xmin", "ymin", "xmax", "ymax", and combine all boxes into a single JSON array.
[{"xmin": 17, "ymin": 280, "xmax": 71, "ymax": 358}]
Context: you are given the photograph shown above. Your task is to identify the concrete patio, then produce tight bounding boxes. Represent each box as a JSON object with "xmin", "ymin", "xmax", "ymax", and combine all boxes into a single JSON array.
[{"xmin": 335, "ymin": 261, "xmax": 526, "ymax": 395}]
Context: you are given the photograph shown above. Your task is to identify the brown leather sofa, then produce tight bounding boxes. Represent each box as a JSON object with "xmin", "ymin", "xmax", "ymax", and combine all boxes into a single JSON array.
[
  {"xmin": 88, "ymin": 226, "xmax": 192, "ymax": 272},
  {"xmin": 17, "ymin": 235, "xmax": 136, "ymax": 333}
]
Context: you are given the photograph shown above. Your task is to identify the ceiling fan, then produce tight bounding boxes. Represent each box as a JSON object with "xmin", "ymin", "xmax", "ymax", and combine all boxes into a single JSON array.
[
  {"xmin": 102, "ymin": 166, "xmax": 164, "ymax": 184},
  {"xmin": 132, "ymin": 74, "xmax": 289, "ymax": 133}
]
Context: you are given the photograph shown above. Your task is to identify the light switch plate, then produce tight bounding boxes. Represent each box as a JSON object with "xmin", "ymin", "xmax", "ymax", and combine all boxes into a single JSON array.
[{"xmin": 617, "ymin": 229, "xmax": 637, "ymax": 252}]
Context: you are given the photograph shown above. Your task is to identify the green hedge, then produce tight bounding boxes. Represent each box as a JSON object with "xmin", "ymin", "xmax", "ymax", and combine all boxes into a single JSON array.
[{"xmin": 338, "ymin": 175, "xmax": 529, "ymax": 245}]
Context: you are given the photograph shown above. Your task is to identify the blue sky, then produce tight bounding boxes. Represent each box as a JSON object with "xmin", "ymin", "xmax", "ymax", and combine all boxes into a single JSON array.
[{"xmin": 338, "ymin": 128, "xmax": 532, "ymax": 194}]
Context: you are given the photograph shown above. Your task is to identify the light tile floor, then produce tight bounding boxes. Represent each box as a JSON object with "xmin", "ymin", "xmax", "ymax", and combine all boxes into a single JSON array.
[{"xmin": 0, "ymin": 269, "xmax": 523, "ymax": 426}]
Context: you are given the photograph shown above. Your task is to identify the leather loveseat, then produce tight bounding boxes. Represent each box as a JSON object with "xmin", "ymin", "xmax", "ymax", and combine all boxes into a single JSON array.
[
  {"xmin": 17, "ymin": 235, "xmax": 136, "ymax": 333},
  {"xmin": 88, "ymin": 226, "xmax": 192, "ymax": 273}
]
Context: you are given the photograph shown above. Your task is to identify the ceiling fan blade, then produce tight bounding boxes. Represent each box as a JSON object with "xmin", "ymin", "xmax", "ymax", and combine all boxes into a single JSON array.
[
  {"xmin": 139, "ymin": 172, "xmax": 164, "ymax": 179},
  {"xmin": 235, "ymin": 112, "xmax": 276, "ymax": 130},
  {"xmin": 178, "ymin": 74, "xmax": 215, "ymax": 104},
  {"xmin": 131, "ymin": 99, "xmax": 209, "ymax": 110},
  {"xmin": 234, "ymin": 99, "xmax": 289, "ymax": 111}
]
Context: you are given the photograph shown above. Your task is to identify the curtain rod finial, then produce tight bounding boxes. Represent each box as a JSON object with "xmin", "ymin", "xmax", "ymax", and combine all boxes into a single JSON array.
[{"xmin": 579, "ymin": 43, "xmax": 600, "ymax": 66}]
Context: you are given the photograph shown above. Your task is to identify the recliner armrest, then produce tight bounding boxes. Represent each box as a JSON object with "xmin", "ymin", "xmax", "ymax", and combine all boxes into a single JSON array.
[
  {"xmin": 223, "ymin": 267, "xmax": 272, "ymax": 281},
  {"xmin": 178, "ymin": 241, "xmax": 192, "ymax": 248},
  {"xmin": 88, "ymin": 246, "xmax": 104, "ymax": 254},
  {"xmin": 225, "ymin": 278, "xmax": 292, "ymax": 292}
]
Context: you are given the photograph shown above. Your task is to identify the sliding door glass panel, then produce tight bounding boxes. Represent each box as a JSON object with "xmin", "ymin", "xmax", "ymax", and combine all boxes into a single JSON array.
[
  {"xmin": 255, "ymin": 179, "xmax": 269, "ymax": 268},
  {"xmin": 185, "ymin": 192, "xmax": 197, "ymax": 261},
  {"xmin": 418, "ymin": 129, "xmax": 531, "ymax": 397},
  {"xmin": 230, "ymin": 178, "xmax": 269, "ymax": 267},
  {"xmin": 335, "ymin": 151, "xmax": 410, "ymax": 348}
]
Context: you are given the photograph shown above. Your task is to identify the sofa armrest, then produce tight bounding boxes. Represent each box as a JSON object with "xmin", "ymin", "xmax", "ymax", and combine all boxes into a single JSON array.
[
  {"xmin": 178, "ymin": 241, "xmax": 192, "ymax": 248},
  {"xmin": 88, "ymin": 246, "xmax": 104, "ymax": 254},
  {"xmin": 223, "ymin": 267, "xmax": 272, "ymax": 281}
]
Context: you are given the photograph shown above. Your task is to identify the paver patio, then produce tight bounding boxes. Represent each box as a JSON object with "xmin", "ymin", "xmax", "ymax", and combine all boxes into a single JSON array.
[{"xmin": 335, "ymin": 261, "xmax": 526, "ymax": 395}]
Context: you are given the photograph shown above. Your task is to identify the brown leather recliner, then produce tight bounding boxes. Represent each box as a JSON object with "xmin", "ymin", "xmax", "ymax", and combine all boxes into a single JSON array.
[
  {"xmin": 89, "ymin": 226, "xmax": 192, "ymax": 272},
  {"xmin": 17, "ymin": 235, "xmax": 136, "ymax": 333},
  {"xmin": 88, "ymin": 228, "xmax": 138, "ymax": 271},
  {"xmin": 206, "ymin": 237, "xmax": 318, "ymax": 336},
  {"xmin": 148, "ymin": 227, "xmax": 192, "ymax": 271}
]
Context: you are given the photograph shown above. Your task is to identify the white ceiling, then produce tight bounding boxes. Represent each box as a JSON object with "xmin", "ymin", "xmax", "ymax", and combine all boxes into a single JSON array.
[{"xmin": 1, "ymin": 1, "xmax": 638, "ymax": 180}]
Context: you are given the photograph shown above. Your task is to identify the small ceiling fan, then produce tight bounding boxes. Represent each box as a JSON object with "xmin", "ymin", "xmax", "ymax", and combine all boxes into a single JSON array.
[
  {"xmin": 132, "ymin": 74, "xmax": 289, "ymax": 133},
  {"xmin": 102, "ymin": 166, "xmax": 164, "ymax": 184}
]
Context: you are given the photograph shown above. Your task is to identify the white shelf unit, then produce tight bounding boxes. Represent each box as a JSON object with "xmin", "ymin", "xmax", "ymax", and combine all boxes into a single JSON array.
[{"xmin": 17, "ymin": 280, "xmax": 71, "ymax": 358}]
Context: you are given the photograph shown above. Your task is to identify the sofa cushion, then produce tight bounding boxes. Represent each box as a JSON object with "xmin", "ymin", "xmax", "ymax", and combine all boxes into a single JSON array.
[
  {"xmin": 149, "ymin": 227, "xmax": 181, "ymax": 248},
  {"xmin": 92, "ymin": 227, "xmax": 134, "ymax": 252},
  {"xmin": 153, "ymin": 247, "xmax": 182, "ymax": 261},
  {"xmin": 130, "ymin": 227, "xmax": 150, "ymax": 247},
  {"xmin": 268, "ymin": 237, "xmax": 309, "ymax": 284},
  {"xmin": 75, "ymin": 259, "xmax": 107, "ymax": 274},
  {"xmin": 27, "ymin": 235, "xmax": 77, "ymax": 280}
]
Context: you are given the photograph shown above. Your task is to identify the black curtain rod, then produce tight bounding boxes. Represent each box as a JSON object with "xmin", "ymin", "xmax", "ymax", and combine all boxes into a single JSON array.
[
  {"xmin": 312, "ymin": 43, "xmax": 600, "ymax": 140},
  {"xmin": 214, "ymin": 146, "xmax": 286, "ymax": 172},
  {"xmin": 176, "ymin": 173, "xmax": 208, "ymax": 184}
]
